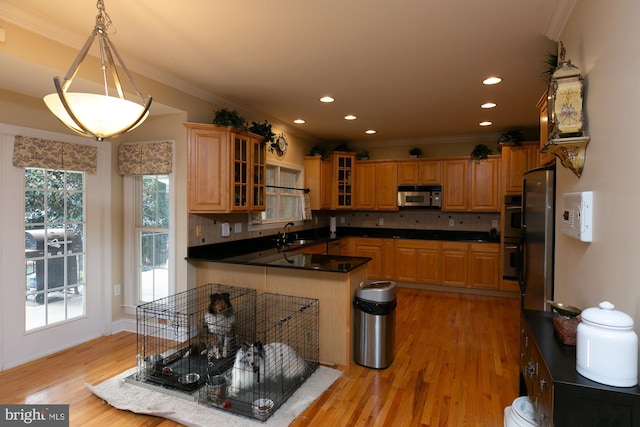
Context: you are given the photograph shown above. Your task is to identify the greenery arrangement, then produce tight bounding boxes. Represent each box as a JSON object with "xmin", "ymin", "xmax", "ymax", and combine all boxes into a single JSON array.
[
  {"xmin": 212, "ymin": 108, "xmax": 247, "ymax": 130},
  {"xmin": 308, "ymin": 144, "xmax": 326, "ymax": 158},
  {"xmin": 333, "ymin": 142, "xmax": 353, "ymax": 152},
  {"xmin": 470, "ymin": 144, "xmax": 494, "ymax": 161},
  {"xmin": 544, "ymin": 50, "xmax": 559, "ymax": 82},
  {"xmin": 357, "ymin": 150, "xmax": 370, "ymax": 160},
  {"xmin": 497, "ymin": 130, "xmax": 524, "ymax": 146},
  {"xmin": 248, "ymin": 120, "xmax": 276, "ymax": 145},
  {"xmin": 409, "ymin": 146, "xmax": 422, "ymax": 157}
]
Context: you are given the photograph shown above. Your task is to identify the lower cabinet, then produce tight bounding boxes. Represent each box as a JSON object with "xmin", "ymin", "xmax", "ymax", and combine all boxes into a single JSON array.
[
  {"xmin": 469, "ymin": 243, "xmax": 500, "ymax": 289},
  {"xmin": 344, "ymin": 237, "xmax": 499, "ymax": 289},
  {"xmin": 440, "ymin": 241, "xmax": 469, "ymax": 286},
  {"xmin": 351, "ymin": 238, "xmax": 382, "ymax": 279},
  {"xmin": 394, "ymin": 239, "xmax": 439, "ymax": 283}
]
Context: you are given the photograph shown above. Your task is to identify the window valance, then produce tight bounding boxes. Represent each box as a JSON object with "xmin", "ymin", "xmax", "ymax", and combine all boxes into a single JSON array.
[
  {"xmin": 118, "ymin": 141, "xmax": 173, "ymax": 175},
  {"xmin": 13, "ymin": 135, "xmax": 97, "ymax": 173}
]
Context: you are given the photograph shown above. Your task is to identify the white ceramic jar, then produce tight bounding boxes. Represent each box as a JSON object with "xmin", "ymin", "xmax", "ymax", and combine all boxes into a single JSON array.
[{"xmin": 576, "ymin": 301, "xmax": 638, "ymax": 387}]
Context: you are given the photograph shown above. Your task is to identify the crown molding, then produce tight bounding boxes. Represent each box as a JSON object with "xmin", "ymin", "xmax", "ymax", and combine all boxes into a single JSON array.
[{"xmin": 544, "ymin": 0, "xmax": 578, "ymax": 41}]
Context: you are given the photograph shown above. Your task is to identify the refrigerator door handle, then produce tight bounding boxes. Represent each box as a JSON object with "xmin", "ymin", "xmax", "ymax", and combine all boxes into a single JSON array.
[{"xmin": 517, "ymin": 227, "xmax": 526, "ymax": 289}]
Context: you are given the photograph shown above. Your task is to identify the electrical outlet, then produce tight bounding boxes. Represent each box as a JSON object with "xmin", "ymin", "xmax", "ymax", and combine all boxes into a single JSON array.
[
  {"xmin": 449, "ymin": 218, "xmax": 455, "ymax": 227},
  {"xmin": 221, "ymin": 222, "xmax": 230, "ymax": 237},
  {"xmin": 195, "ymin": 225, "xmax": 202, "ymax": 237},
  {"xmin": 491, "ymin": 220, "xmax": 498, "ymax": 228},
  {"xmin": 114, "ymin": 284, "xmax": 121, "ymax": 296},
  {"xmin": 340, "ymin": 216, "xmax": 345, "ymax": 224},
  {"xmin": 234, "ymin": 223, "xmax": 242, "ymax": 233},
  {"xmin": 378, "ymin": 218, "xmax": 384, "ymax": 226}
]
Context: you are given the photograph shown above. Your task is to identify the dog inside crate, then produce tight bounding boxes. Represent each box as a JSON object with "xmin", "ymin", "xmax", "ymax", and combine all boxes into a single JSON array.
[
  {"xmin": 136, "ymin": 284, "xmax": 257, "ymax": 392},
  {"xmin": 136, "ymin": 285, "xmax": 319, "ymax": 421},
  {"xmin": 207, "ymin": 293, "xmax": 319, "ymax": 421}
]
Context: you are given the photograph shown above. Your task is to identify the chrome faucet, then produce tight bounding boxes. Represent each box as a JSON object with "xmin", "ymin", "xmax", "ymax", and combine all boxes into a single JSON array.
[
  {"xmin": 282, "ymin": 222, "xmax": 294, "ymax": 242},
  {"xmin": 277, "ymin": 222, "xmax": 295, "ymax": 249}
]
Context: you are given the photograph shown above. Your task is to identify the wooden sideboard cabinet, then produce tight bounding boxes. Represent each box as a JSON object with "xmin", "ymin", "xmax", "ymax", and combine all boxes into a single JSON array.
[{"xmin": 520, "ymin": 310, "xmax": 640, "ymax": 426}]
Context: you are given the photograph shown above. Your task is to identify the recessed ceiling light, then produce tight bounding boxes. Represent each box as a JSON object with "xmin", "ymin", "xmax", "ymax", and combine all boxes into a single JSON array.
[
  {"xmin": 344, "ymin": 115, "xmax": 357, "ymax": 120},
  {"xmin": 320, "ymin": 96, "xmax": 335, "ymax": 103},
  {"xmin": 479, "ymin": 121, "xmax": 493, "ymax": 126},
  {"xmin": 365, "ymin": 129, "xmax": 376, "ymax": 134},
  {"xmin": 293, "ymin": 119, "xmax": 305, "ymax": 124},
  {"xmin": 483, "ymin": 77, "xmax": 502, "ymax": 85},
  {"xmin": 481, "ymin": 102, "xmax": 496, "ymax": 109}
]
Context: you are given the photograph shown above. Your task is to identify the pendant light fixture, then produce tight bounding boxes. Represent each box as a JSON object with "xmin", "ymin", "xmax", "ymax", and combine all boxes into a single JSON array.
[{"xmin": 43, "ymin": 0, "xmax": 152, "ymax": 141}]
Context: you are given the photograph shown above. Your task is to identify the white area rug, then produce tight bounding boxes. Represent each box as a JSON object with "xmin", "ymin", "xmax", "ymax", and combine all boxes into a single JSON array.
[{"xmin": 86, "ymin": 366, "xmax": 341, "ymax": 426}]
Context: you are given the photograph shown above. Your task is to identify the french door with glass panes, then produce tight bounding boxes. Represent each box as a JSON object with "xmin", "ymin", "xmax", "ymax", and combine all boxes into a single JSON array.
[{"xmin": 1, "ymin": 131, "xmax": 107, "ymax": 371}]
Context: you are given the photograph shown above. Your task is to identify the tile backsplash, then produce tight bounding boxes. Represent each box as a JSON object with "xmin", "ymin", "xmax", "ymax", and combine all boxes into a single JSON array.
[{"xmin": 189, "ymin": 210, "xmax": 499, "ymax": 247}]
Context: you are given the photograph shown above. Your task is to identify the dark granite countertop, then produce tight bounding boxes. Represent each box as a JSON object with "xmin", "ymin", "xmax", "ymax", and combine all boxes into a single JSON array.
[
  {"xmin": 221, "ymin": 250, "xmax": 370, "ymax": 273},
  {"xmin": 186, "ymin": 226, "xmax": 499, "ymax": 273}
]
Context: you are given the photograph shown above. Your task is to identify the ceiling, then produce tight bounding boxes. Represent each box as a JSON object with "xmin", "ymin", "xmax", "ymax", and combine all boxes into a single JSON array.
[{"xmin": 0, "ymin": 0, "xmax": 568, "ymax": 144}]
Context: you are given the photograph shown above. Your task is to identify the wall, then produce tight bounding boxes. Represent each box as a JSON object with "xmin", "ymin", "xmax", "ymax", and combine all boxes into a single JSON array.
[{"xmin": 554, "ymin": 3, "xmax": 640, "ymax": 332}]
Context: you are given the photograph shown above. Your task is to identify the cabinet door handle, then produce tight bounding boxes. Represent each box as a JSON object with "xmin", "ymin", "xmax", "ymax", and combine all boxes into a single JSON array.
[
  {"xmin": 539, "ymin": 378, "xmax": 547, "ymax": 390},
  {"xmin": 527, "ymin": 361, "xmax": 536, "ymax": 378}
]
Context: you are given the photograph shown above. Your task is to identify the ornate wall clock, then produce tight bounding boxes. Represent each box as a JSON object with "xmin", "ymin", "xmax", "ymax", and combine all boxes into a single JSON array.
[{"xmin": 270, "ymin": 134, "xmax": 288, "ymax": 159}]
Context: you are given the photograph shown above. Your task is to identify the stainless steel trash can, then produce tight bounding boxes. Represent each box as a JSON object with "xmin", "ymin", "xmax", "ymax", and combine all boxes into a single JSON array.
[{"xmin": 353, "ymin": 280, "xmax": 397, "ymax": 369}]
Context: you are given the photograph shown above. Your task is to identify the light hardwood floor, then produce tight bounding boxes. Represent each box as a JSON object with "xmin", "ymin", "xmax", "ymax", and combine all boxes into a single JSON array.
[{"xmin": 0, "ymin": 288, "xmax": 520, "ymax": 426}]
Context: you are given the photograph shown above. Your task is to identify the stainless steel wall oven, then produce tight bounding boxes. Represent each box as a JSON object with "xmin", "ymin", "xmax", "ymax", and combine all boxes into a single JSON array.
[{"xmin": 503, "ymin": 195, "xmax": 522, "ymax": 280}]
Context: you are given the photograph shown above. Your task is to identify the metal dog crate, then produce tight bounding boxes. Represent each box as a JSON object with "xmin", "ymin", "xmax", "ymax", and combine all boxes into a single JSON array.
[
  {"xmin": 135, "ymin": 283, "xmax": 257, "ymax": 394},
  {"xmin": 198, "ymin": 292, "xmax": 319, "ymax": 422}
]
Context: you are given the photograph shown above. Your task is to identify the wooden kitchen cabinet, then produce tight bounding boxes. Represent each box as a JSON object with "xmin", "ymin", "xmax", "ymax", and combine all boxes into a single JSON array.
[
  {"xmin": 443, "ymin": 157, "xmax": 500, "ymax": 212},
  {"xmin": 304, "ymin": 156, "xmax": 332, "ymax": 210},
  {"xmin": 397, "ymin": 159, "xmax": 441, "ymax": 185},
  {"xmin": 440, "ymin": 241, "xmax": 468, "ymax": 286},
  {"xmin": 442, "ymin": 159, "xmax": 469, "ymax": 211},
  {"xmin": 470, "ymin": 157, "xmax": 500, "ymax": 211},
  {"xmin": 332, "ymin": 152, "xmax": 356, "ymax": 209},
  {"xmin": 469, "ymin": 243, "xmax": 499, "ymax": 289},
  {"xmin": 502, "ymin": 143, "xmax": 540, "ymax": 194},
  {"xmin": 395, "ymin": 239, "xmax": 440, "ymax": 284},
  {"xmin": 397, "ymin": 160, "xmax": 419, "ymax": 185},
  {"xmin": 186, "ymin": 122, "xmax": 265, "ymax": 213},
  {"xmin": 354, "ymin": 160, "xmax": 398, "ymax": 211},
  {"xmin": 351, "ymin": 237, "xmax": 382, "ymax": 279},
  {"xmin": 381, "ymin": 239, "xmax": 395, "ymax": 280}
]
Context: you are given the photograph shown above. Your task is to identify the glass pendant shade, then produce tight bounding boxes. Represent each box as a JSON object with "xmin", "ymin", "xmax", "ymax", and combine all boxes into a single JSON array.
[
  {"xmin": 44, "ymin": 92, "xmax": 149, "ymax": 139},
  {"xmin": 44, "ymin": 0, "xmax": 151, "ymax": 141}
]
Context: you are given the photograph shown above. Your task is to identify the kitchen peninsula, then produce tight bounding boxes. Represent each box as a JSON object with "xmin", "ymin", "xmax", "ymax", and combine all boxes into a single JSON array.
[{"xmin": 187, "ymin": 240, "xmax": 370, "ymax": 366}]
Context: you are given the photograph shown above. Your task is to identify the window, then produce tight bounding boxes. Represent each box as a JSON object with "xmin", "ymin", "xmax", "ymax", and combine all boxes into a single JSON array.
[
  {"xmin": 135, "ymin": 175, "xmax": 172, "ymax": 303},
  {"xmin": 262, "ymin": 164, "xmax": 303, "ymax": 223},
  {"xmin": 24, "ymin": 168, "xmax": 86, "ymax": 330}
]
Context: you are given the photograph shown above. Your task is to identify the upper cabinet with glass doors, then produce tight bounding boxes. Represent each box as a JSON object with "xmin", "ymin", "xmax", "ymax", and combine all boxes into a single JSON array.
[
  {"xmin": 185, "ymin": 122, "xmax": 266, "ymax": 213},
  {"xmin": 332, "ymin": 152, "xmax": 356, "ymax": 209}
]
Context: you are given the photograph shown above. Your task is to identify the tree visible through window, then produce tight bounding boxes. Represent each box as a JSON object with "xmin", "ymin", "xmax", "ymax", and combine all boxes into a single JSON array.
[
  {"xmin": 137, "ymin": 175, "xmax": 170, "ymax": 302},
  {"xmin": 24, "ymin": 168, "xmax": 85, "ymax": 330}
]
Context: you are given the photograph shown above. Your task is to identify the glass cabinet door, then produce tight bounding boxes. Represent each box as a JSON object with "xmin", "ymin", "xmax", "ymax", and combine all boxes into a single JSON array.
[
  {"xmin": 334, "ymin": 153, "xmax": 354, "ymax": 208},
  {"xmin": 251, "ymin": 138, "xmax": 266, "ymax": 210},
  {"xmin": 232, "ymin": 134, "xmax": 249, "ymax": 210}
]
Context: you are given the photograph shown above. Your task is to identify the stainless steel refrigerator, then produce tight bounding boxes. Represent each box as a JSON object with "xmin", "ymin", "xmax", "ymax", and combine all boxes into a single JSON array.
[{"xmin": 519, "ymin": 165, "xmax": 555, "ymax": 311}]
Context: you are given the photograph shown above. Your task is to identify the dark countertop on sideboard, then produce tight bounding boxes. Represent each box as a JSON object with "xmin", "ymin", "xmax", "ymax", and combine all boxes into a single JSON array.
[{"xmin": 523, "ymin": 309, "xmax": 640, "ymax": 395}]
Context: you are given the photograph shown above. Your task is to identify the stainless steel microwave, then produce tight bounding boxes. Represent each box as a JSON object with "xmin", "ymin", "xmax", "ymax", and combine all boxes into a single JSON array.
[{"xmin": 397, "ymin": 185, "xmax": 442, "ymax": 208}]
